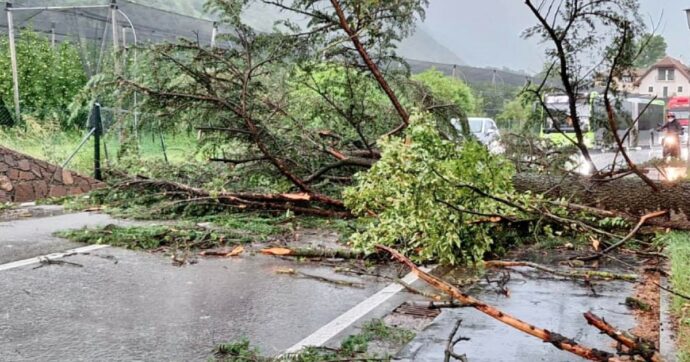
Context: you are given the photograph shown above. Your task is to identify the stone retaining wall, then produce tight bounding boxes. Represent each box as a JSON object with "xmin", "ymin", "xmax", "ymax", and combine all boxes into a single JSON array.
[{"xmin": 0, "ymin": 146, "xmax": 104, "ymax": 203}]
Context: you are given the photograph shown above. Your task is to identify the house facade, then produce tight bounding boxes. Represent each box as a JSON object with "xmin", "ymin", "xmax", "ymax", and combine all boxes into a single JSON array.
[{"xmin": 633, "ymin": 56, "xmax": 690, "ymax": 99}]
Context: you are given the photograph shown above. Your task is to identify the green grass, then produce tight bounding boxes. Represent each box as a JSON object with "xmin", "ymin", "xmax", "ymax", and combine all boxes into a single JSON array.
[
  {"xmin": 666, "ymin": 232, "xmax": 690, "ymax": 362},
  {"xmin": 210, "ymin": 319, "xmax": 414, "ymax": 361},
  {"xmin": 0, "ymin": 121, "xmax": 199, "ymax": 175}
]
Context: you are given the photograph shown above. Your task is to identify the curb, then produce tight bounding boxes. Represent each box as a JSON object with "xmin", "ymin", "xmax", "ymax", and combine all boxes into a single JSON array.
[{"xmin": 660, "ymin": 276, "xmax": 678, "ymax": 361}]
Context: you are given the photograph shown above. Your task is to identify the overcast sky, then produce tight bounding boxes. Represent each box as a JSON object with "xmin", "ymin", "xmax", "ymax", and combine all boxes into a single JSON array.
[{"xmin": 422, "ymin": 0, "xmax": 690, "ymax": 73}]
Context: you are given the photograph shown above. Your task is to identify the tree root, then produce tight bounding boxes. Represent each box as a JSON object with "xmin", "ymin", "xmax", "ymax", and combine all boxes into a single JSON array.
[
  {"xmin": 377, "ymin": 245, "xmax": 623, "ymax": 362},
  {"xmin": 484, "ymin": 261, "xmax": 639, "ymax": 282},
  {"xmin": 583, "ymin": 312, "xmax": 660, "ymax": 361}
]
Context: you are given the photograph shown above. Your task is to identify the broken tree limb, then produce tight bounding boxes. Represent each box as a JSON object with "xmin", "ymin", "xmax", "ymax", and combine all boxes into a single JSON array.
[
  {"xmin": 376, "ymin": 245, "xmax": 620, "ymax": 362},
  {"xmin": 484, "ymin": 261, "xmax": 639, "ymax": 282},
  {"xmin": 276, "ymin": 268, "xmax": 365, "ymax": 288},
  {"xmin": 117, "ymin": 178, "xmax": 351, "ymax": 218},
  {"xmin": 583, "ymin": 312, "xmax": 659, "ymax": 362},
  {"xmin": 260, "ymin": 247, "xmax": 365, "ymax": 259},
  {"xmin": 576, "ymin": 210, "xmax": 668, "ymax": 262}
]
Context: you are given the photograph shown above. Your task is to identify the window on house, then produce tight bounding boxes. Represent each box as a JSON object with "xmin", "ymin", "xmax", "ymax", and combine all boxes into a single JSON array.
[
  {"xmin": 664, "ymin": 86, "xmax": 669, "ymax": 98},
  {"xmin": 622, "ymin": 76, "xmax": 632, "ymax": 83},
  {"xmin": 658, "ymin": 68, "xmax": 675, "ymax": 81},
  {"xmin": 679, "ymin": 86, "xmax": 684, "ymax": 93},
  {"xmin": 648, "ymin": 86, "xmax": 654, "ymax": 93}
]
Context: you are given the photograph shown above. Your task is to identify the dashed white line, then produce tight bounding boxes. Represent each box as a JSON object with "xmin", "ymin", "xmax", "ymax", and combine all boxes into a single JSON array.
[
  {"xmin": 283, "ymin": 267, "xmax": 430, "ymax": 354},
  {"xmin": 0, "ymin": 244, "xmax": 110, "ymax": 271}
]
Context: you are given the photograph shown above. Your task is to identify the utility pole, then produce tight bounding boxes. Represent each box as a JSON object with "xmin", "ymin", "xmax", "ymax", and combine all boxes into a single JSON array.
[
  {"xmin": 211, "ymin": 22, "xmax": 218, "ymax": 48},
  {"xmin": 51, "ymin": 22, "xmax": 56, "ymax": 48},
  {"xmin": 6, "ymin": 2, "xmax": 21, "ymax": 123},
  {"xmin": 110, "ymin": 0, "xmax": 119, "ymax": 75}
]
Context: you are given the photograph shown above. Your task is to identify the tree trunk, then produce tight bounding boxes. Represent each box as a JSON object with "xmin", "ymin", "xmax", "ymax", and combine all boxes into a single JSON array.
[{"xmin": 513, "ymin": 173, "xmax": 690, "ymax": 229}]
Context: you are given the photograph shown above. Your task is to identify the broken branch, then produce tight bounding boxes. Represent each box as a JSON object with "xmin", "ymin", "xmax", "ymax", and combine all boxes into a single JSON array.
[
  {"xmin": 484, "ymin": 260, "xmax": 638, "ymax": 282},
  {"xmin": 577, "ymin": 210, "xmax": 668, "ymax": 262},
  {"xmin": 583, "ymin": 312, "xmax": 659, "ymax": 361}
]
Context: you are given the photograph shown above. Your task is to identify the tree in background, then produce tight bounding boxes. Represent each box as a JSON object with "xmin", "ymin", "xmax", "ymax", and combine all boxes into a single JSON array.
[
  {"xmin": 411, "ymin": 68, "xmax": 477, "ymax": 115},
  {"xmin": 470, "ymin": 82, "xmax": 521, "ymax": 119},
  {"xmin": 496, "ymin": 87, "xmax": 542, "ymax": 131},
  {"xmin": 0, "ymin": 31, "xmax": 86, "ymax": 127},
  {"xmin": 634, "ymin": 33, "xmax": 667, "ymax": 68}
]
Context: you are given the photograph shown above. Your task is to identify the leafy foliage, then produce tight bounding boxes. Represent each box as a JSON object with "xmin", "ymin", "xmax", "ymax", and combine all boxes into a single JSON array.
[
  {"xmin": 633, "ymin": 33, "xmax": 667, "ymax": 68},
  {"xmin": 411, "ymin": 68, "xmax": 477, "ymax": 115},
  {"xmin": 344, "ymin": 113, "xmax": 527, "ymax": 265},
  {"xmin": 0, "ymin": 30, "xmax": 87, "ymax": 127},
  {"xmin": 471, "ymin": 82, "xmax": 522, "ymax": 119}
]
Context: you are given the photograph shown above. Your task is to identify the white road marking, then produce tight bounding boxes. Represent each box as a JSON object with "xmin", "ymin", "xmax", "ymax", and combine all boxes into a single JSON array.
[
  {"xmin": 283, "ymin": 267, "xmax": 430, "ymax": 354},
  {"xmin": 0, "ymin": 244, "xmax": 110, "ymax": 271}
]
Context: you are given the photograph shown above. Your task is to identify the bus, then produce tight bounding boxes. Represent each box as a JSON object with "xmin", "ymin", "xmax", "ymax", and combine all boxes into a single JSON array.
[
  {"xmin": 540, "ymin": 93, "xmax": 599, "ymax": 147},
  {"xmin": 540, "ymin": 93, "xmax": 665, "ymax": 148}
]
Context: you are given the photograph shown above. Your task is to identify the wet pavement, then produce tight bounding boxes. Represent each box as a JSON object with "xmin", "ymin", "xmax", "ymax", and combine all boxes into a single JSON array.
[
  {"xmin": 0, "ymin": 207, "xmax": 388, "ymax": 361},
  {"xmin": 0, "ymin": 249, "xmax": 384, "ymax": 361},
  {"xmin": 0, "ymin": 207, "xmax": 140, "ymax": 264},
  {"xmin": 397, "ymin": 268, "xmax": 636, "ymax": 361}
]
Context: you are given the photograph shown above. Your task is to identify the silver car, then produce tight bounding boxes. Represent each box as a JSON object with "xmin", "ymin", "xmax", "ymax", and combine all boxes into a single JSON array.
[{"xmin": 451, "ymin": 117, "xmax": 501, "ymax": 146}]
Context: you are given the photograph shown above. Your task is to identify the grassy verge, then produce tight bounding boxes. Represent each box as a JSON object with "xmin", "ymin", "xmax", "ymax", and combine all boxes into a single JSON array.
[
  {"xmin": 667, "ymin": 232, "xmax": 690, "ymax": 361},
  {"xmin": 0, "ymin": 120, "xmax": 198, "ymax": 175},
  {"xmin": 210, "ymin": 319, "xmax": 414, "ymax": 361}
]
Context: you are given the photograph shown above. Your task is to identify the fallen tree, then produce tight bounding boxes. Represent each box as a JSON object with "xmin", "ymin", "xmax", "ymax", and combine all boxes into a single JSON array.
[{"xmin": 513, "ymin": 173, "xmax": 690, "ymax": 229}]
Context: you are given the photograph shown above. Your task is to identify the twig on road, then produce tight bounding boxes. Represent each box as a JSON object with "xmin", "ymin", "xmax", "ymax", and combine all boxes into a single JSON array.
[{"xmin": 444, "ymin": 319, "xmax": 470, "ymax": 362}]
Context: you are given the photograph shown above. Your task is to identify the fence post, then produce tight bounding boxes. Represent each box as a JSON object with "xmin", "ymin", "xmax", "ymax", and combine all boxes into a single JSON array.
[
  {"xmin": 92, "ymin": 103, "xmax": 103, "ymax": 181},
  {"xmin": 6, "ymin": 2, "xmax": 21, "ymax": 123}
]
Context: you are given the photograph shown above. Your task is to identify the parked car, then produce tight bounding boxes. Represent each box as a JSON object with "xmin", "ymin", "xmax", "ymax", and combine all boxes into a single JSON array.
[{"xmin": 451, "ymin": 117, "xmax": 502, "ymax": 151}]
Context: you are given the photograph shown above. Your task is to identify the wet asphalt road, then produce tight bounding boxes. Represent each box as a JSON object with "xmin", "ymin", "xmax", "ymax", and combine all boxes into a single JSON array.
[
  {"xmin": 0, "ymin": 208, "xmax": 137, "ymax": 264},
  {"xmin": 0, "ymin": 208, "xmax": 386, "ymax": 361},
  {"xmin": 398, "ymin": 268, "xmax": 636, "ymax": 361}
]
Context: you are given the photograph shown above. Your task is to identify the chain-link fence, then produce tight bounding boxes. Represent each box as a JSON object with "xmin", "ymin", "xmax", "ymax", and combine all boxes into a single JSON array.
[{"xmin": 0, "ymin": 0, "xmax": 222, "ymax": 173}]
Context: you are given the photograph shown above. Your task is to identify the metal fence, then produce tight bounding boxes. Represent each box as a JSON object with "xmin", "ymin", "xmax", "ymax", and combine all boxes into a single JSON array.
[{"xmin": 0, "ymin": 0, "xmax": 221, "ymax": 123}]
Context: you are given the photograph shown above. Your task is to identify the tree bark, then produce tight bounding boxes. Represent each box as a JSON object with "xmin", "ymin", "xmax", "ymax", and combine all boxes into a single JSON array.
[
  {"xmin": 583, "ymin": 312, "xmax": 659, "ymax": 361},
  {"xmin": 513, "ymin": 173, "xmax": 690, "ymax": 229},
  {"xmin": 329, "ymin": 0, "xmax": 410, "ymax": 135}
]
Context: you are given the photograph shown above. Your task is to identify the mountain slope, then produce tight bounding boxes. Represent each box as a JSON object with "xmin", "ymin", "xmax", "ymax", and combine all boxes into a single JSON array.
[{"xmin": 127, "ymin": 0, "xmax": 465, "ymax": 65}]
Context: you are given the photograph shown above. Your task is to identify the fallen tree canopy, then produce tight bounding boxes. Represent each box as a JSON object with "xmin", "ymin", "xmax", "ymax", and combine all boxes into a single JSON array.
[{"xmin": 513, "ymin": 173, "xmax": 690, "ymax": 229}]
